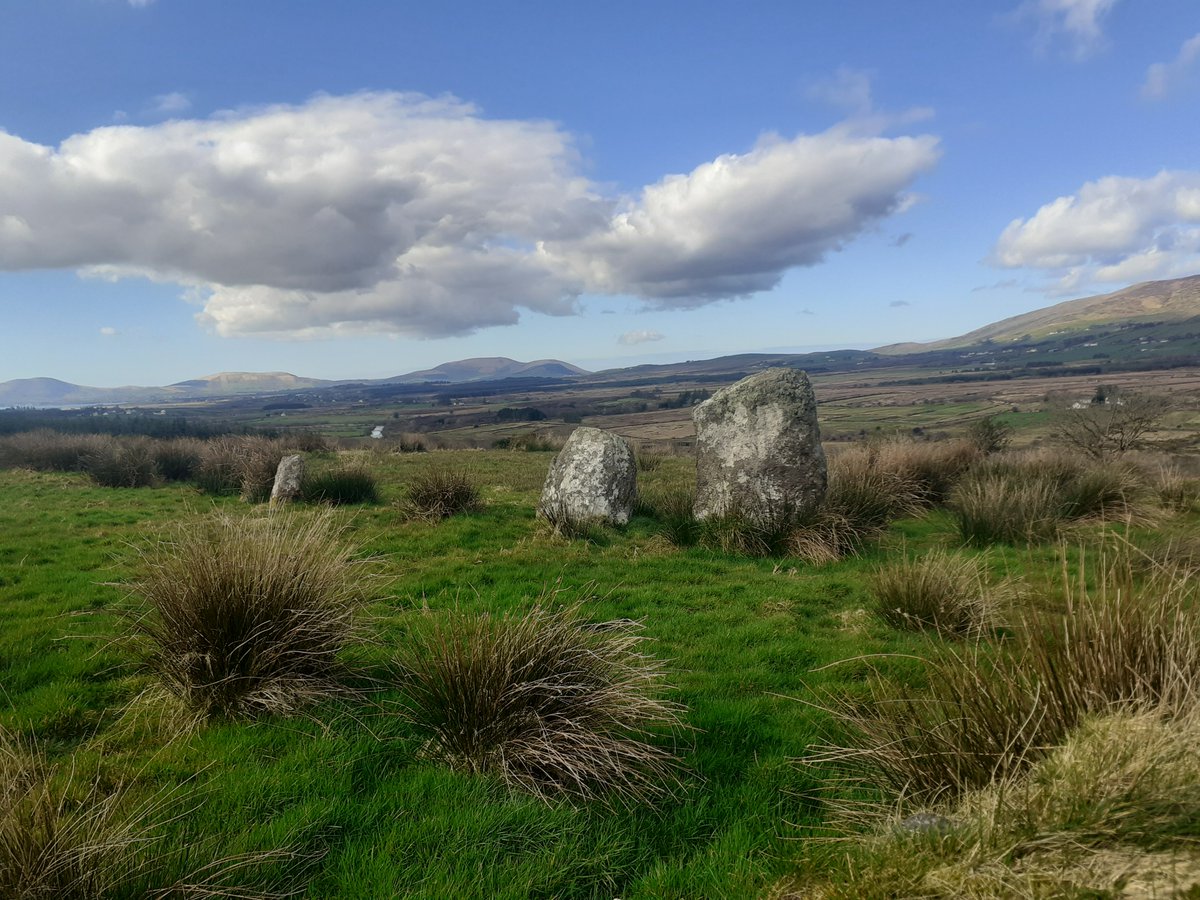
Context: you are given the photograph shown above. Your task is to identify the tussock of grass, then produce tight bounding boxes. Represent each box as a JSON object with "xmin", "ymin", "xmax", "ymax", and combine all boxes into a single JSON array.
[
  {"xmin": 869, "ymin": 548, "xmax": 1007, "ymax": 637},
  {"xmin": 402, "ymin": 467, "xmax": 480, "ymax": 520},
  {"xmin": 0, "ymin": 430, "xmax": 111, "ymax": 473},
  {"xmin": 700, "ymin": 501, "xmax": 797, "ymax": 557},
  {"xmin": 153, "ymin": 438, "xmax": 205, "ymax": 482},
  {"xmin": 236, "ymin": 437, "xmax": 291, "ymax": 504},
  {"xmin": 813, "ymin": 548, "xmax": 1200, "ymax": 803},
  {"xmin": 636, "ymin": 486, "xmax": 702, "ymax": 547},
  {"xmin": 396, "ymin": 602, "xmax": 685, "ymax": 804},
  {"xmin": 82, "ymin": 437, "xmax": 160, "ymax": 488},
  {"xmin": 536, "ymin": 500, "xmax": 611, "ymax": 542},
  {"xmin": 785, "ymin": 712, "xmax": 1200, "ymax": 899},
  {"xmin": 0, "ymin": 728, "xmax": 285, "ymax": 898},
  {"xmin": 635, "ymin": 449, "xmax": 664, "ymax": 472},
  {"xmin": 951, "ymin": 451, "xmax": 1152, "ymax": 545},
  {"xmin": 787, "ymin": 448, "xmax": 926, "ymax": 563},
  {"xmin": 951, "ymin": 471, "xmax": 1061, "ymax": 544},
  {"xmin": 301, "ymin": 465, "xmax": 380, "ymax": 506},
  {"xmin": 127, "ymin": 510, "xmax": 371, "ymax": 721},
  {"xmin": 1150, "ymin": 461, "xmax": 1200, "ymax": 513}
]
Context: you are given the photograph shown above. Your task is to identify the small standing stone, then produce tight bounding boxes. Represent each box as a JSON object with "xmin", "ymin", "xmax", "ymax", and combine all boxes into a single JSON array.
[
  {"xmin": 692, "ymin": 367, "xmax": 826, "ymax": 523},
  {"xmin": 539, "ymin": 427, "xmax": 637, "ymax": 527},
  {"xmin": 269, "ymin": 454, "xmax": 305, "ymax": 506}
]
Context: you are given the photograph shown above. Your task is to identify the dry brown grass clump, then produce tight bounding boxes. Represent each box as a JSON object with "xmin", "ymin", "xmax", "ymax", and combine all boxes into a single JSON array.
[
  {"xmin": 787, "ymin": 446, "xmax": 927, "ymax": 563},
  {"xmin": 0, "ymin": 729, "xmax": 284, "ymax": 898},
  {"xmin": 814, "ymin": 548, "xmax": 1200, "ymax": 803},
  {"xmin": 402, "ymin": 467, "xmax": 481, "ymax": 520},
  {"xmin": 396, "ymin": 603, "xmax": 685, "ymax": 804},
  {"xmin": 869, "ymin": 548, "xmax": 1009, "ymax": 637},
  {"xmin": 127, "ymin": 510, "xmax": 371, "ymax": 721},
  {"xmin": 0, "ymin": 431, "xmax": 112, "ymax": 473},
  {"xmin": 783, "ymin": 711, "xmax": 1200, "ymax": 899},
  {"xmin": 82, "ymin": 437, "xmax": 160, "ymax": 488}
]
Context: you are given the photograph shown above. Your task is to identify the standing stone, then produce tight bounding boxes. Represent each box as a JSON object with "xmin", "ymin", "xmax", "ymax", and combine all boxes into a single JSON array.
[
  {"xmin": 692, "ymin": 368, "xmax": 826, "ymax": 522},
  {"xmin": 539, "ymin": 427, "xmax": 637, "ymax": 526},
  {"xmin": 269, "ymin": 454, "xmax": 305, "ymax": 506}
]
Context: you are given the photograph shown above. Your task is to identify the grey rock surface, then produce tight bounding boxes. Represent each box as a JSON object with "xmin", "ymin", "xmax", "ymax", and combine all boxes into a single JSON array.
[
  {"xmin": 896, "ymin": 812, "xmax": 957, "ymax": 835},
  {"xmin": 539, "ymin": 427, "xmax": 637, "ymax": 527},
  {"xmin": 269, "ymin": 454, "xmax": 305, "ymax": 506},
  {"xmin": 693, "ymin": 367, "xmax": 826, "ymax": 522}
]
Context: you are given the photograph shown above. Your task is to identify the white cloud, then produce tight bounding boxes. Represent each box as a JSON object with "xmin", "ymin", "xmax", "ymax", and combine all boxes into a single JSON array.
[
  {"xmin": 992, "ymin": 170, "xmax": 1200, "ymax": 291},
  {"xmin": 543, "ymin": 128, "xmax": 939, "ymax": 306},
  {"xmin": 0, "ymin": 92, "xmax": 938, "ymax": 339},
  {"xmin": 99, "ymin": 326, "xmax": 118, "ymax": 336},
  {"xmin": 128, "ymin": 0, "xmax": 156, "ymax": 7},
  {"xmin": 1142, "ymin": 32, "xmax": 1200, "ymax": 100},
  {"xmin": 148, "ymin": 92, "xmax": 191, "ymax": 115},
  {"xmin": 618, "ymin": 329, "xmax": 665, "ymax": 345},
  {"xmin": 1014, "ymin": 0, "xmax": 1119, "ymax": 60}
]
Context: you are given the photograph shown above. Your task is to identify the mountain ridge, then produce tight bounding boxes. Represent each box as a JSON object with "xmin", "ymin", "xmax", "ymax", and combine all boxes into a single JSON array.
[{"xmin": 874, "ymin": 274, "xmax": 1200, "ymax": 355}]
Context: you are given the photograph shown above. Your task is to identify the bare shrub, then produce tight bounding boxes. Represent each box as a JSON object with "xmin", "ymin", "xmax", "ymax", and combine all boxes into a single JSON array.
[
  {"xmin": 1051, "ymin": 391, "xmax": 1173, "ymax": 458},
  {"xmin": 402, "ymin": 467, "xmax": 481, "ymax": 520},
  {"xmin": 870, "ymin": 548, "xmax": 1007, "ymax": 637},
  {"xmin": 966, "ymin": 414, "xmax": 1012, "ymax": 455},
  {"xmin": 127, "ymin": 510, "xmax": 371, "ymax": 720},
  {"xmin": 396, "ymin": 603, "xmax": 685, "ymax": 804}
]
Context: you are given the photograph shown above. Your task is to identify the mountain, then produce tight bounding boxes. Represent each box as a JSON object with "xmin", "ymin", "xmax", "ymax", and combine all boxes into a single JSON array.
[
  {"xmin": 876, "ymin": 275, "xmax": 1200, "ymax": 355},
  {"xmin": 387, "ymin": 357, "xmax": 588, "ymax": 383},
  {"xmin": 168, "ymin": 372, "xmax": 333, "ymax": 394}
]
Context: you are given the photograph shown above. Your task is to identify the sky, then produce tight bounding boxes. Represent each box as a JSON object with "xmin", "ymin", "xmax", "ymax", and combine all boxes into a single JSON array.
[{"xmin": 1, "ymin": 0, "xmax": 1199, "ymax": 386}]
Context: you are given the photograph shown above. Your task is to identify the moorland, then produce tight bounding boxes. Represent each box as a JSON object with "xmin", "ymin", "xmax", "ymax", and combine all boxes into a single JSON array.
[{"xmin": 2, "ymin": 275, "xmax": 1200, "ymax": 897}]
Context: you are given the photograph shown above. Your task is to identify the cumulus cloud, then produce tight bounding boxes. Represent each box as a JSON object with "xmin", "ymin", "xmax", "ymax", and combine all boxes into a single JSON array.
[
  {"xmin": 99, "ymin": 326, "xmax": 118, "ymax": 336},
  {"xmin": 618, "ymin": 329, "xmax": 665, "ymax": 346},
  {"xmin": 1142, "ymin": 32, "xmax": 1200, "ymax": 100},
  {"xmin": 992, "ymin": 170, "xmax": 1200, "ymax": 291},
  {"xmin": 1013, "ymin": 0, "xmax": 1119, "ymax": 60},
  {"xmin": 543, "ymin": 128, "xmax": 939, "ymax": 306},
  {"xmin": 0, "ymin": 92, "xmax": 939, "ymax": 339}
]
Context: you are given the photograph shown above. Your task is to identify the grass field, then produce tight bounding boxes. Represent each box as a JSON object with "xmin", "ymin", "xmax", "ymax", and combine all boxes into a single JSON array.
[{"xmin": 1, "ymin": 441, "xmax": 1198, "ymax": 897}]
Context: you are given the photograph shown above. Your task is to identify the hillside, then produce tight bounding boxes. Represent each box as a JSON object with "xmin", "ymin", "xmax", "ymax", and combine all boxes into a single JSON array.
[{"xmin": 876, "ymin": 274, "xmax": 1200, "ymax": 355}]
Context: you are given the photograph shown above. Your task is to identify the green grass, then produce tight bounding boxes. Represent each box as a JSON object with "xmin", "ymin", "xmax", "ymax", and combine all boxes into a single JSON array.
[{"xmin": 0, "ymin": 448, "xmax": 1195, "ymax": 897}]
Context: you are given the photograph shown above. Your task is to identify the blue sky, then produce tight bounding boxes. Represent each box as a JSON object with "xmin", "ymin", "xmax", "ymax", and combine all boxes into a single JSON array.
[{"xmin": 1, "ymin": 0, "xmax": 1198, "ymax": 385}]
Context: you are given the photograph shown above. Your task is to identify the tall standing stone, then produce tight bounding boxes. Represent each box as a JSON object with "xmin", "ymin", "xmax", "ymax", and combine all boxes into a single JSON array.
[
  {"xmin": 692, "ymin": 368, "xmax": 826, "ymax": 522},
  {"xmin": 270, "ymin": 454, "xmax": 305, "ymax": 506},
  {"xmin": 539, "ymin": 427, "xmax": 637, "ymax": 527}
]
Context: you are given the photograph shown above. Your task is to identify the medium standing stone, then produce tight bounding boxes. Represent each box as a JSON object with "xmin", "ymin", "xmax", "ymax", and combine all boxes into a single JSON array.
[
  {"xmin": 539, "ymin": 427, "xmax": 637, "ymax": 526},
  {"xmin": 692, "ymin": 368, "xmax": 826, "ymax": 522},
  {"xmin": 269, "ymin": 454, "xmax": 305, "ymax": 506}
]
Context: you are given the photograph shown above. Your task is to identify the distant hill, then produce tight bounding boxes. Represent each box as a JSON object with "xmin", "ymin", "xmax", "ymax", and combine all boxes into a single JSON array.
[
  {"xmin": 387, "ymin": 357, "xmax": 588, "ymax": 383},
  {"xmin": 876, "ymin": 275, "xmax": 1200, "ymax": 355},
  {"xmin": 168, "ymin": 372, "xmax": 334, "ymax": 394}
]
